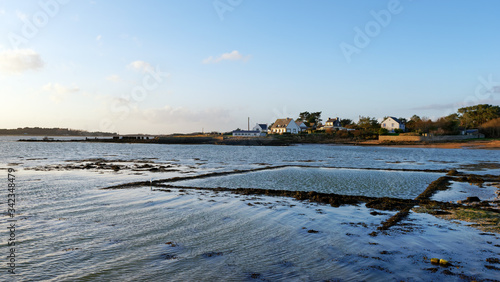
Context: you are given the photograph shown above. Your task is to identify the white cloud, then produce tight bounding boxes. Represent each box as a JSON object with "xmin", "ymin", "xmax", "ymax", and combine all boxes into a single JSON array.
[
  {"xmin": 202, "ymin": 50, "xmax": 250, "ymax": 64},
  {"xmin": 106, "ymin": 74, "xmax": 121, "ymax": 82},
  {"xmin": 96, "ymin": 35, "xmax": 102, "ymax": 41},
  {"xmin": 128, "ymin": 60, "xmax": 153, "ymax": 72},
  {"xmin": 0, "ymin": 9, "xmax": 5, "ymax": 15},
  {"xmin": 43, "ymin": 83, "xmax": 80, "ymax": 102},
  {"xmin": 0, "ymin": 49, "xmax": 44, "ymax": 75}
]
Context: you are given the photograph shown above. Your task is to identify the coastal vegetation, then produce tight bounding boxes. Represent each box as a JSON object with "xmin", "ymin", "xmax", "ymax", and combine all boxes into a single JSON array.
[
  {"xmin": 8, "ymin": 104, "xmax": 499, "ymax": 143},
  {"xmin": 0, "ymin": 127, "xmax": 116, "ymax": 136},
  {"xmin": 290, "ymin": 104, "xmax": 500, "ymax": 139}
]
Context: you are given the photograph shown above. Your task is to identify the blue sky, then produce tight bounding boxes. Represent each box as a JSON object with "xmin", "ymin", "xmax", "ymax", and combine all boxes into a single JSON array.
[{"xmin": 1, "ymin": 0, "xmax": 499, "ymax": 134}]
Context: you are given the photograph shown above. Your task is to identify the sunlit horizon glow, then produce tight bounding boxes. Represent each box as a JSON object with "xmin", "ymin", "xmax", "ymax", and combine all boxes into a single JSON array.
[{"xmin": 1, "ymin": 0, "xmax": 499, "ymax": 134}]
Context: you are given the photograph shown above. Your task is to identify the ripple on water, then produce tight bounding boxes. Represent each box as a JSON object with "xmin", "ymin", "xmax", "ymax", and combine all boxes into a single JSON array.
[{"xmin": 173, "ymin": 167, "xmax": 444, "ymax": 199}]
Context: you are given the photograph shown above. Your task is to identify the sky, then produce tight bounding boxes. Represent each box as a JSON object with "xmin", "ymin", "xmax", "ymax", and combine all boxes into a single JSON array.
[{"xmin": 1, "ymin": 0, "xmax": 499, "ymax": 134}]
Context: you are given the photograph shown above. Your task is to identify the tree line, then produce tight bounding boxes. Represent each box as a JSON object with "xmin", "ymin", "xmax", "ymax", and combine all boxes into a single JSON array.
[
  {"xmin": 0, "ymin": 127, "xmax": 117, "ymax": 136},
  {"xmin": 295, "ymin": 104, "xmax": 500, "ymax": 138}
]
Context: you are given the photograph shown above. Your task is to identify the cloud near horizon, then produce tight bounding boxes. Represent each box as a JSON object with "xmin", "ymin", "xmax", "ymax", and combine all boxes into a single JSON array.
[
  {"xmin": 43, "ymin": 83, "xmax": 80, "ymax": 102},
  {"xmin": 202, "ymin": 50, "xmax": 250, "ymax": 64},
  {"xmin": 412, "ymin": 95, "xmax": 500, "ymax": 112},
  {"xmin": 0, "ymin": 49, "xmax": 44, "ymax": 75},
  {"xmin": 128, "ymin": 60, "xmax": 153, "ymax": 72}
]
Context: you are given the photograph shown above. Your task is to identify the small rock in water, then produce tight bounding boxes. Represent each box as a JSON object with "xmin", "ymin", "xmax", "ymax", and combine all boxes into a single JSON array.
[
  {"xmin": 441, "ymin": 269, "xmax": 454, "ymax": 275},
  {"xmin": 165, "ymin": 241, "xmax": 178, "ymax": 247},
  {"xmin": 202, "ymin": 251, "xmax": 223, "ymax": 258},
  {"xmin": 250, "ymin": 273, "xmax": 261, "ymax": 279},
  {"xmin": 465, "ymin": 196, "xmax": 481, "ymax": 202},
  {"xmin": 307, "ymin": 229, "xmax": 319, "ymax": 233},
  {"xmin": 160, "ymin": 253, "xmax": 177, "ymax": 260},
  {"xmin": 486, "ymin": 257, "xmax": 500, "ymax": 264}
]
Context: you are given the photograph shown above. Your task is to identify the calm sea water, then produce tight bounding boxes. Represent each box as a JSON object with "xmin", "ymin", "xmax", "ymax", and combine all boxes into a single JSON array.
[{"xmin": 1, "ymin": 136, "xmax": 499, "ymax": 281}]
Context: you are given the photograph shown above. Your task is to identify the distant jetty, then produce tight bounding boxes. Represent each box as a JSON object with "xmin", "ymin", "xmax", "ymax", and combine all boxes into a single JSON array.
[{"xmin": 18, "ymin": 135, "xmax": 291, "ymax": 146}]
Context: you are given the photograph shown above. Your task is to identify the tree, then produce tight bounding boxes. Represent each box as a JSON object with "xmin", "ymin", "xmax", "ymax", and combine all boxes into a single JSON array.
[
  {"xmin": 480, "ymin": 117, "xmax": 500, "ymax": 138},
  {"xmin": 340, "ymin": 119, "xmax": 353, "ymax": 127},
  {"xmin": 379, "ymin": 128, "xmax": 389, "ymax": 135},
  {"xmin": 397, "ymin": 117, "xmax": 407, "ymax": 124},
  {"xmin": 457, "ymin": 104, "xmax": 500, "ymax": 129},
  {"xmin": 357, "ymin": 116, "xmax": 379, "ymax": 131},
  {"xmin": 298, "ymin": 111, "xmax": 322, "ymax": 128},
  {"xmin": 415, "ymin": 117, "xmax": 435, "ymax": 133},
  {"xmin": 434, "ymin": 114, "xmax": 460, "ymax": 135},
  {"xmin": 406, "ymin": 115, "xmax": 422, "ymax": 132}
]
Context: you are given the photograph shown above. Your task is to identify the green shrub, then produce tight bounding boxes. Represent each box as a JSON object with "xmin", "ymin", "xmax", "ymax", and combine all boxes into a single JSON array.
[{"xmin": 379, "ymin": 128, "xmax": 389, "ymax": 135}]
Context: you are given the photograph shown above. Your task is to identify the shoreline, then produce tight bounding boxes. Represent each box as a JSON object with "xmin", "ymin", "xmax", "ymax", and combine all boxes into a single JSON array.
[
  {"xmin": 367, "ymin": 139, "xmax": 500, "ymax": 149},
  {"xmin": 15, "ymin": 136, "xmax": 500, "ymax": 149}
]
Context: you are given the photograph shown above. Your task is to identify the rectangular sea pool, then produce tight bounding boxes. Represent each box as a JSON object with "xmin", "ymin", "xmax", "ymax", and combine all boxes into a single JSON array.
[{"xmin": 174, "ymin": 167, "xmax": 443, "ymax": 199}]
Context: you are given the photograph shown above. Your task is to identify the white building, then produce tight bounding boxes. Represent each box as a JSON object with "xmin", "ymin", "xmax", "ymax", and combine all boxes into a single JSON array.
[
  {"xmin": 381, "ymin": 117, "xmax": 405, "ymax": 132},
  {"xmin": 269, "ymin": 118, "xmax": 301, "ymax": 134},
  {"xmin": 232, "ymin": 130, "xmax": 265, "ymax": 137},
  {"xmin": 296, "ymin": 121, "xmax": 308, "ymax": 132},
  {"xmin": 252, "ymin": 123, "xmax": 268, "ymax": 133}
]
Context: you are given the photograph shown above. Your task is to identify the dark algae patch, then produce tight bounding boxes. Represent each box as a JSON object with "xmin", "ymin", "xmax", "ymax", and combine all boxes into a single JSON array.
[
  {"xmin": 202, "ymin": 251, "xmax": 224, "ymax": 258},
  {"xmin": 376, "ymin": 176, "xmax": 453, "ymax": 232}
]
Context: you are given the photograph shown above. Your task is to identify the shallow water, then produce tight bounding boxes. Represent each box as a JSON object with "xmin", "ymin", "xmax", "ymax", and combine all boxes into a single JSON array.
[
  {"xmin": 175, "ymin": 167, "xmax": 443, "ymax": 199},
  {"xmin": 1, "ymin": 137, "xmax": 500, "ymax": 281},
  {"xmin": 432, "ymin": 181, "xmax": 499, "ymax": 203}
]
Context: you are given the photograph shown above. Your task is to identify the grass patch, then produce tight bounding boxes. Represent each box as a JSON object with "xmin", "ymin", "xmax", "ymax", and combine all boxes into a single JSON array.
[{"xmin": 434, "ymin": 207, "xmax": 500, "ymax": 233}]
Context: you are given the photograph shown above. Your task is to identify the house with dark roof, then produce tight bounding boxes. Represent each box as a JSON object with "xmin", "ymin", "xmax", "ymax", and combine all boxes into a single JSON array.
[
  {"xmin": 252, "ymin": 123, "xmax": 268, "ymax": 133},
  {"xmin": 269, "ymin": 118, "xmax": 301, "ymax": 134},
  {"xmin": 381, "ymin": 117, "xmax": 405, "ymax": 132},
  {"xmin": 322, "ymin": 117, "xmax": 342, "ymax": 130},
  {"xmin": 295, "ymin": 121, "xmax": 308, "ymax": 132}
]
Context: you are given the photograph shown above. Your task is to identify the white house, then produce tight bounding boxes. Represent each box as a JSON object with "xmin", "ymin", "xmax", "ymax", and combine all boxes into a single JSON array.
[
  {"xmin": 269, "ymin": 118, "xmax": 301, "ymax": 134},
  {"xmin": 381, "ymin": 117, "xmax": 405, "ymax": 132},
  {"xmin": 232, "ymin": 130, "xmax": 264, "ymax": 137},
  {"xmin": 295, "ymin": 121, "xmax": 308, "ymax": 132},
  {"xmin": 252, "ymin": 123, "xmax": 268, "ymax": 133}
]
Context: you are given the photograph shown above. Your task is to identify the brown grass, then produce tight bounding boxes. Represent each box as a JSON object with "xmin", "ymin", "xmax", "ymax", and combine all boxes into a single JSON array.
[{"xmin": 433, "ymin": 207, "xmax": 500, "ymax": 233}]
